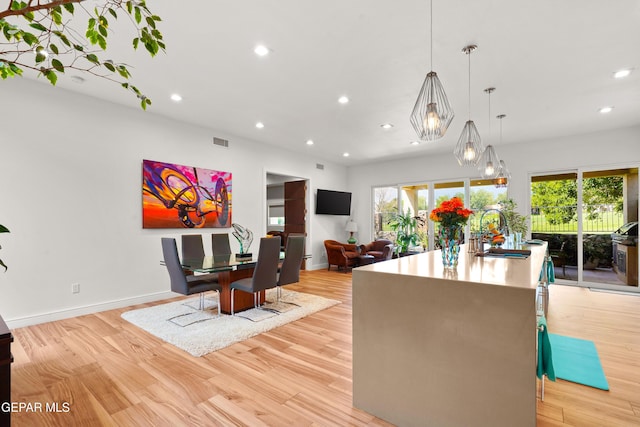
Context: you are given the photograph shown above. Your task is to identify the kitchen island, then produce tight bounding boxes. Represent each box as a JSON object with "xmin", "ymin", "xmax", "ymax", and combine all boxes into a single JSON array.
[{"xmin": 352, "ymin": 242, "xmax": 547, "ymax": 427}]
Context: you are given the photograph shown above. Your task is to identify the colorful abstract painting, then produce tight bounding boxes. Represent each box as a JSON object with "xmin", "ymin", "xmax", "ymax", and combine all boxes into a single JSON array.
[{"xmin": 142, "ymin": 159, "xmax": 232, "ymax": 228}]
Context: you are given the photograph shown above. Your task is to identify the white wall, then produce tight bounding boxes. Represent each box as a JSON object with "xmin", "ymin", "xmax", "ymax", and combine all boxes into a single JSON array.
[
  {"xmin": 0, "ymin": 79, "xmax": 348, "ymax": 327},
  {"xmin": 348, "ymin": 125, "xmax": 640, "ymax": 243}
]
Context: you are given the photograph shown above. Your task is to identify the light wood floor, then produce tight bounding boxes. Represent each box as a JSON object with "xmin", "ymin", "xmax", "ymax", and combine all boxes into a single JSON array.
[{"xmin": 9, "ymin": 270, "xmax": 640, "ymax": 426}]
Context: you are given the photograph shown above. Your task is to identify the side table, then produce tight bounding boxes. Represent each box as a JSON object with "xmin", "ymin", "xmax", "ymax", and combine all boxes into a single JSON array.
[{"xmin": 358, "ymin": 255, "xmax": 375, "ymax": 266}]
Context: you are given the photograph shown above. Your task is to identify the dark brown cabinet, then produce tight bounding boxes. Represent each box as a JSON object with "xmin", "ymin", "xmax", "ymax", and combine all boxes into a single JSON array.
[{"xmin": 0, "ymin": 314, "xmax": 12, "ymax": 427}]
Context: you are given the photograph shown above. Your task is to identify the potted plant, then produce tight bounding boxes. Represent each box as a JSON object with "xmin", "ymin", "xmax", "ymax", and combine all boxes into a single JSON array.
[
  {"xmin": 0, "ymin": 224, "xmax": 8, "ymax": 271},
  {"xmin": 418, "ymin": 231, "xmax": 429, "ymax": 251},
  {"xmin": 387, "ymin": 209, "xmax": 422, "ymax": 256},
  {"xmin": 500, "ymin": 199, "xmax": 528, "ymax": 237}
]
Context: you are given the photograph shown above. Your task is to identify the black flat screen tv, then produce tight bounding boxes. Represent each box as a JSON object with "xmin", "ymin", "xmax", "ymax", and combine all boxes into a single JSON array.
[{"xmin": 316, "ymin": 189, "xmax": 352, "ymax": 215}]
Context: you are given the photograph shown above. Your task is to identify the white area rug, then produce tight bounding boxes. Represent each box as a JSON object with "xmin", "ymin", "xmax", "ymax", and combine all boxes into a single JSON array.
[{"xmin": 121, "ymin": 288, "xmax": 340, "ymax": 357}]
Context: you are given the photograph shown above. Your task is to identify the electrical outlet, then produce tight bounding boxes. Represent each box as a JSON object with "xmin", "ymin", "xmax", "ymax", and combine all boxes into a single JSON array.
[{"xmin": 72, "ymin": 283, "xmax": 80, "ymax": 294}]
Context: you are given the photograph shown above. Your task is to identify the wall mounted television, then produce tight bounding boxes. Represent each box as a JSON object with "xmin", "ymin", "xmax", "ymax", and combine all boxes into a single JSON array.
[{"xmin": 316, "ymin": 189, "xmax": 352, "ymax": 215}]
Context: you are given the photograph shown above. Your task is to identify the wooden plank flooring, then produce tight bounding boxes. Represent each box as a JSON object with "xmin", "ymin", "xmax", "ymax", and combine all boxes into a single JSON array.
[{"xmin": 9, "ymin": 270, "xmax": 640, "ymax": 426}]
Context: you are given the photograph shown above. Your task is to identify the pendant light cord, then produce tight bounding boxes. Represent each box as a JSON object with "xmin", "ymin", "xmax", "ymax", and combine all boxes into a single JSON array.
[
  {"xmin": 430, "ymin": 0, "xmax": 433, "ymax": 70},
  {"xmin": 468, "ymin": 50, "xmax": 471, "ymax": 120},
  {"xmin": 488, "ymin": 90, "xmax": 491, "ymax": 141}
]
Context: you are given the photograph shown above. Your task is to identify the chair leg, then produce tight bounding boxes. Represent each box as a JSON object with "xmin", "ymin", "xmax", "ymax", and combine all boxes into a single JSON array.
[
  {"xmin": 231, "ymin": 288, "xmax": 235, "ymax": 316},
  {"xmin": 199, "ymin": 292, "xmax": 205, "ymax": 310},
  {"xmin": 215, "ymin": 289, "xmax": 221, "ymax": 317}
]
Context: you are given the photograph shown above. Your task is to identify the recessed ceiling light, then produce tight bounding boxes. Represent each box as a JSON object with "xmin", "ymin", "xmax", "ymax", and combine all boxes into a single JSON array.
[
  {"xmin": 254, "ymin": 45, "xmax": 270, "ymax": 56},
  {"xmin": 343, "ymin": 152, "xmax": 350, "ymax": 157},
  {"xmin": 255, "ymin": 122, "xmax": 265, "ymax": 128},
  {"xmin": 410, "ymin": 141, "xmax": 420, "ymax": 146},
  {"xmin": 381, "ymin": 123, "xmax": 394, "ymax": 129},
  {"xmin": 338, "ymin": 96, "xmax": 349, "ymax": 104},
  {"xmin": 599, "ymin": 106, "xmax": 614, "ymax": 114},
  {"xmin": 306, "ymin": 139, "xmax": 314, "ymax": 146},
  {"xmin": 613, "ymin": 69, "xmax": 632, "ymax": 79},
  {"xmin": 170, "ymin": 93, "xmax": 182, "ymax": 102}
]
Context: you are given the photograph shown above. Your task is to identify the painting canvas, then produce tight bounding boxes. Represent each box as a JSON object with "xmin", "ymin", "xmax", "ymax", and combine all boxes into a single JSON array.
[{"xmin": 142, "ymin": 159, "xmax": 232, "ymax": 228}]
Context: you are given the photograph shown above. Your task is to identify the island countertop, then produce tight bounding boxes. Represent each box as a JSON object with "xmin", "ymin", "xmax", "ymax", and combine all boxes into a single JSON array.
[
  {"xmin": 352, "ymin": 241, "xmax": 547, "ymax": 427},
  {"xmin": 356, "ymin": 241, "xmax": 547, "ymax": 290}
]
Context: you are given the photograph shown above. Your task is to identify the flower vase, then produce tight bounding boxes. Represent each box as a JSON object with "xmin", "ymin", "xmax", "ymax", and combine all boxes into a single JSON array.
[{"xmin": 438, "ymin": 225, "xmax": 463, "ymax": 269}]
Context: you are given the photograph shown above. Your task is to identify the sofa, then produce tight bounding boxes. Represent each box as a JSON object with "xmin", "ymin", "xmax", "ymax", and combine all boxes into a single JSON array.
[
  {"xmin": 324, "ymin": 240, "xmax": 360, "ymax": 272},
  {"xmin": 359, "ymin": 239, "xmax": 394, "ymax": 262}
]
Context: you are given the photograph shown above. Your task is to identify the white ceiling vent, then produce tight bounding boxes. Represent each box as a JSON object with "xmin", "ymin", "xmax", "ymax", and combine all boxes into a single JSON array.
[
  {"xmin": 213, "ymin": 137, "xmax": 229, "ymax": 148},
  {"xmin": 316, "ymin": 163, "xmax": 325, "ymax": 170}
]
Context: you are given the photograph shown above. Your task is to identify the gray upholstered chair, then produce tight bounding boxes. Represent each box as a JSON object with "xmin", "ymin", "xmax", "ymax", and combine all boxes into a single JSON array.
[
  {"xmin": 211, "ymin": 233, "xmax": 232, "ymax": 256},
  {"xmin": 277, "ymin": 235, "xmax": 305, "ymax": 301},
  {"xmin": 181, "ymin": 234, "xmax": 205, "ymax": 260},
  {"xmin": 162, "ymin": 238, "xmax": 222, "ymax": 312},
  {"xmin": 229, "ymin": 236, "xmax": 281, "ymax": 315},
  {"xmin": 359, "ymin": 239, "xmax": 394, "ymax": 262}
]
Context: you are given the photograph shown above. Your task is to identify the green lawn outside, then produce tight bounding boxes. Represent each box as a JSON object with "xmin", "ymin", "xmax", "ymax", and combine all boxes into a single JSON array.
[{"xmin": 530, "ymin": 212, "xmax": 624, "ymax": 234}]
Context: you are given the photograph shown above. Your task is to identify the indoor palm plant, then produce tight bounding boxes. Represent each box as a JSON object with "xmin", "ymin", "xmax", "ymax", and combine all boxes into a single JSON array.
[
  {"xmin": 0, "ymin": 224, "xmax": 8, "ymax": 271},
  {"xmin": 387, "ymin": 209, "xmax": 422, "ymax": 255}
]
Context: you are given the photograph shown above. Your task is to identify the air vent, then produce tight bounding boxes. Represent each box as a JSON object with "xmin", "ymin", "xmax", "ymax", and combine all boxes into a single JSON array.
[
  {"xmin": 316, "ymin": 163, "xmax": 325, "ymax": 170},
  {"xmin": 213, "ymin": 137, "xmax": 229, "ymax": 148}
]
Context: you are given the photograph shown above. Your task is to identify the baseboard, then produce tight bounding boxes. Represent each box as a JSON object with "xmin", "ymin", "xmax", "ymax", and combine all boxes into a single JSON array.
[
  {"xmin": 308, "ymin": 262, "xmax": 329, "ymax": 271},
  {"xmin": 5, "ymin": 291, "xmax": 175, "ymax": 329}
]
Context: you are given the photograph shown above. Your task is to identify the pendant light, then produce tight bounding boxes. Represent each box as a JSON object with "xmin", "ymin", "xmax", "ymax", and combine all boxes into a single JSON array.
[
  {"xmin": 494, "ymin": 114, "xmax": 511, "ymax": 187},
  {"xmin": 410, "ymin": 0, "xmax": 454, "ymax": 141},
  {"xmin": 454, "ymin": 45, "xmax": 483, "ymax": 166},
  {"xmin": 479, "ymin": 87, "xmax": 500, "ymax": 179}
]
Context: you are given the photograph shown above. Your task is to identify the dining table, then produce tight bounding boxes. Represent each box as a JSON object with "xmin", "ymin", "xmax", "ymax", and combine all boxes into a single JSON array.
[{"xmin": 180, "ymin": 254, "xmax": 268, "ymax": 314}]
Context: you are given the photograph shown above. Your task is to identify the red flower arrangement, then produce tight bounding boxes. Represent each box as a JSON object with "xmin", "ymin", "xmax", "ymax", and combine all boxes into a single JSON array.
[{"xmin": 430, "ymin": 197, "xmax": 474, "ymax": 228}]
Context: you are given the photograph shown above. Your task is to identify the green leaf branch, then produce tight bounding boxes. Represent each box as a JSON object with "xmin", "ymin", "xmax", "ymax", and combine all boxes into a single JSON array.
[
  {"xmin": 1, "ymin": 0, "xmax": 164, "ymax": 109},
  {"xmin": 0, "ymin": 224, "xmax": 8, "ymax": 272}
]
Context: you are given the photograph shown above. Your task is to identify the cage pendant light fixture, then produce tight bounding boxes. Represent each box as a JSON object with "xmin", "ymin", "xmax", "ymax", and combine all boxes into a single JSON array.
[
  {"xmin": 479, "ymin": 87, "xmax": 500, "ymax": 179},
  {"xmin": 410, "ymin": 0, "xmax": 454, "ymax": 141},
  {"xmin": 493, "ymin": 114, "xmax": 511, "ymax": 187},
  {"xmin": 454, "ymin": 45, "xmax": 483, "ymax": 166}
]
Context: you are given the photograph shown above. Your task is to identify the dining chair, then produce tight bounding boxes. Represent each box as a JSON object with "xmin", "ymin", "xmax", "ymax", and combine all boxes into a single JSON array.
[
  {"xmin": 161, "ymin": 238, "xmax": 222, "ymax": 313},
  {"xmin": 277, "ymin": 234, "xmax": 305, "ymax": 301},
  {"xmin": 229, "ymin": 236, "xmax": 281, "ymax": 315},
  {"xmin": 181, "ymin": 234, "xmax": 205, "ymax": 260},
  {"xmin": 211, "ymin": 233, "xmax": 232, "ymax": 256}
]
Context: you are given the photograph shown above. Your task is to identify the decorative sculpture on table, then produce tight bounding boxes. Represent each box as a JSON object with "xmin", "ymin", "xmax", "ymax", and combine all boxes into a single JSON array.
[{"xmin": 232, "ymin": 223, "xmax": 253, "ymax": 259}]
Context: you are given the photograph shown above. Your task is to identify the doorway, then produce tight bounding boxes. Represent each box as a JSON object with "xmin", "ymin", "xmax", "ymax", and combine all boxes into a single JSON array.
[{"xmin": 266, "ymin": 173, "xmax": 309, "ymax": 265}]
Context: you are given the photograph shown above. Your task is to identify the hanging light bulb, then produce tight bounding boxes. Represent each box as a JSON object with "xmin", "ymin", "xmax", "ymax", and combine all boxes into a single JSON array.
[
  {"xmin": 478, "ymin": 87, "xmax": 500, "ymax": 178},
  {"xmin": 425, "ymin": 101, "xmax": 441, "ymax": 131},
  {"xmin": 494, "ymin": 160, "xmax": 510, "ymax": 187},
  {"xmin": 494, "ymin": 114, "xmax": 510, "ymax": 187},
  {"xmin": 454, "ymin": 45, "xmax": 483, "ymax": 166},
  {"xmin": 410, "ymin": 0, "xmax": 454, "ymax": 141},
  {"xmin": 479, "ymin": 145, "xmax": 500, "ymax": 178}
]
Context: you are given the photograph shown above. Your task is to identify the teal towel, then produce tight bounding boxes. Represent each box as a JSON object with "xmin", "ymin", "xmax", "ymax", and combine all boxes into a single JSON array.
[
  {"xmin": 539, "ymin": 257, "xmax": 555, "ymax": 284},
  {"xmin": 537, "ymin": 316, "xmax": 556, "ymax": 381}
]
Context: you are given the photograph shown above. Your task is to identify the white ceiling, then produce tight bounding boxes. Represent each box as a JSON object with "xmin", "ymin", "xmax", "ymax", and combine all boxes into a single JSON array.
[{"xmin": 27, "ymin": 0, "xmax": 640, "ymax": 166}]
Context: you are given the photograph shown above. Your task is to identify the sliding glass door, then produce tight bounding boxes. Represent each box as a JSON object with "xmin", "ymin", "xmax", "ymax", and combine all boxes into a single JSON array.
[
  {"xmin": 531, "ymin": 167, "xmax": 639, "ymax": 290},
  {"xmin": 373, "ymin": 186, "xmax": 398, "ymax": 241}
]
